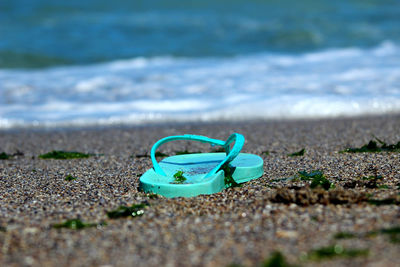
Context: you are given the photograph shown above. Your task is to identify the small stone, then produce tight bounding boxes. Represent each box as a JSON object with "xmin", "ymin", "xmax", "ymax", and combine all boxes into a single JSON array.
[{"xmin": 276, "ymin": 230, "xmax": 299, "ymax": 239}]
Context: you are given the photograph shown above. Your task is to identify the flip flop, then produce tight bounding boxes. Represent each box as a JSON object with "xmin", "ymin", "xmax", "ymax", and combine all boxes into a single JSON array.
[{"xmin": 139, "ymin": 133, "xmax": 263, "ymax": 198}]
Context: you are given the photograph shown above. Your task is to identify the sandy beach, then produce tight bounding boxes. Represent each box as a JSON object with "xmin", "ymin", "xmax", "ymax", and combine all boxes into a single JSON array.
[{"xmin": 1, "ymin": 115, "xmax": 400, "ymax": 267}]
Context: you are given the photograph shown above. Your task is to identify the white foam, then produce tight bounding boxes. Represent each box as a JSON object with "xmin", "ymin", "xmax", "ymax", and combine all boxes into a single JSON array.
[{"xmin": 1, "ymin": 41, "xmax": 400, "ymax": 129}]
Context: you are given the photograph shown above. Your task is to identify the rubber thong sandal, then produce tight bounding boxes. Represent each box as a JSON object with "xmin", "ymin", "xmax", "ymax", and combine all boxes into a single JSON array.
[{"xmin": 139, "ymin": 133, "xmax": 263, "ymax": 198}]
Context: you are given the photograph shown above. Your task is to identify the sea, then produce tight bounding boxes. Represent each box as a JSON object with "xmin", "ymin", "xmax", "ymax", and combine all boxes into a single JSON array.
[{"xmin": 1, "ymin": 0, "xmax": 400, "ymax": 128}]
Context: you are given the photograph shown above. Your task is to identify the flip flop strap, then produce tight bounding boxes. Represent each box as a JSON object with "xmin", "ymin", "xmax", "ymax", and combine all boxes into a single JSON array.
[{"xmin": 150, "ymin": 133, "xmax": 245, "ymax": 177}]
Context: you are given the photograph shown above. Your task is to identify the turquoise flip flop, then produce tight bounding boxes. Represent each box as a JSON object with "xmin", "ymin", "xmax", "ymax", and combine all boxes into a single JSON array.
[{"xmin": 139, "ymin": 133, "xmax": 263, "ymax": 198}]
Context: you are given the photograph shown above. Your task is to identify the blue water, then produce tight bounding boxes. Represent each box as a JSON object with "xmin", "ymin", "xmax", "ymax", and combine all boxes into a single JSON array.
[{"xmin": 1, "ymin": 0, "xmax": 400, "ymax": 128}]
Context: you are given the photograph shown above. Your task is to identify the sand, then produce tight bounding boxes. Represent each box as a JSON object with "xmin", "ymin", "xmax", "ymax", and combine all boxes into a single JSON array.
[{"xmin": 0, "ymin": 115, "xmax": 400, "ymax": 267}]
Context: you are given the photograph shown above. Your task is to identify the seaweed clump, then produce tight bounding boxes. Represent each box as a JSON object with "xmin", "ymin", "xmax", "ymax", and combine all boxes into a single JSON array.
[
  {"xmin": 288, "ymin": 148, "xmax": 305, "ymax": 157},
  {"xmin": 53, "ymin": 219, "xmax": 103, "ymax": 230},
  {"xmin": 262, "ymin": 251, "xmax": 294, "ymax": 267},
  {"xmin": 65, "ymin": 175, "xmax": 78, "ymax": 181},
  {"xmin": 341, "ymin": 138, "xmax": 400, "ymax": 153},
  {"xmin": 155, "ymin": 152, "xmax": 168, "ymax": 157},
  {"xmin": 333, "ymin": 226, "xmax": 400, "ymax": 243},
  {"xmin": 0, "ymin": 151, "xmax": 24, "ymax": 160},
  {"xmin": 39, "ymin": 150, "xmax": 91, "ymax": 159},
  {"xmin": 380, "ymin": 226, "xmax": 400, "ymax": 243},
  {"xmin": 307, "ymin": 245, "xmax": 368, "ymax": 260},
  {"xmin": 107, "ymin": 203, "xmax": 149, "ymax": 219},
  {"xmin": 368, "ymin": 197, "xmax": 400, "ymax": 206},
  {"xmin": 334, "ymin": 232, "xmax": 357, "ymax": 239},
  {"xmin": 222, "ymin": 164, "xmax": 240, "ymax": 188},
  {"xmin": 0, "ymin": 152, "xmax": 10, "ymax": 160},
  {"xmin": 171, "ymin": 171, "xmax": 187, "ymax": 184},
  {"xmin": 298, "ymin": 170, "xmax": 335, "ymax": 190}
]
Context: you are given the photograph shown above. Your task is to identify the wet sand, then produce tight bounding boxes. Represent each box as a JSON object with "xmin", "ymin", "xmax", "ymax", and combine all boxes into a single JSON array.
[{"xmin": 1, "ymin": 115, "xmax": 400, "ymax": 266}]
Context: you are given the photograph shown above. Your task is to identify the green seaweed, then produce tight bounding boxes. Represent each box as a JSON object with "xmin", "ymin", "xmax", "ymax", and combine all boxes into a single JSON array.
[
  {"xmin": 368, "ymin": 198, "xmax": 400, "ymax": 205},
  {"xmin": 362, "ymin": 175, "xmax": 383, "ymax": 181},
  {"xmin": 334, "ymin": 232, "xmax": 357, "ymax": 239},
  {"xmin": 65, "ymin": 175, "xmax": 78, "ymax": 181},
  {"xmin": 366, "ymin": 226, "xmax": 400, "ymax": 243},
  {"xmin": 222, "ymin": 164, "xmax": 240, "ymax": 188},
  {"xmin": 107, "ymin": 203, "xmax": 148, "ymax": 219},
  {"xmin": 365, "ymin": 231, "xmax": 379, "ymax": 237},
  {"xmin": 39, "ymin": 150, "xmax": 91, "ymax": 159},
  {"xmin": 155, "ymin": 151, "xmax": 168, "ymax": 157},
  {"xmin": 378, "ymin": 184, "xmax": 389, "ymax": 189},
  {"xmin": 298, "ymin": 170, "xmax": 334, "ymax": 190},
  {"xmin": 263, "ymin": 151, "xmax": 270, "ymax": 156},
  {"xmin": 381, "ymin": 227, "xmax": 400, "ymax": 234},
  {"xmin": 288, "ymin": 148, "xmax": 305, "ymax": 157},
  {"xmin": 53, "ymin": 219, "xmax": 100, "ymax": 230},
  {"xmin": 298, "ymin": 170, "xmax": 323, "ymax": 181},
  {"xmin": 171, "ymin": 171, "xmax": 187, "ymax": 184},
  {"xmin": 334, "ymin": 226, "xmax": 400, "ymax": 243},
  {"xmin": 381, "ymin": 226, "xmax": 400, "ymax": 243},
  {"xmin": 0, "ymin": 152, "xmax": 10, "ymax": 160},
  {"xmin": 0, "ymin": 151, "xmax": 25, "ymax": 160},
  {"xmin": 310, "ymin": 176, "xmax": 334, "ymax": 190},
  {"xmin": 388, "ymin": 235, "xmax": 400, "ymax": 243},
  {"xmin": 341, "ymin": 138, "xmax": 400, "ymax": 153},
  {"xmin": 262, "ymin": 251, "xmax": 294, "ymax": 267},
  {"xmin": 308, "ymin": 245, "xmax": 368, "ymax": 260}
]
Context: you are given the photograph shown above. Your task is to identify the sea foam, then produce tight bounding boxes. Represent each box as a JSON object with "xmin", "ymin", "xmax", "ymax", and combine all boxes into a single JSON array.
[{"xmin": 1, "ymin": 41, "xmax": 400, "ymax": 128}]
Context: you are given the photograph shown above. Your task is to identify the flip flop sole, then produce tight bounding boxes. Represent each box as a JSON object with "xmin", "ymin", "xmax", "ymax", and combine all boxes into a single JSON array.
[{"xmin": 139, "ymin": 152, "xmax": 263, "ymax": 197}]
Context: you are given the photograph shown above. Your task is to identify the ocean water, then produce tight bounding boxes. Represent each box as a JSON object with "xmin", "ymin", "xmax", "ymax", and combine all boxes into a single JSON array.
[{"xmin": 1, "ymin": 0, "xmax": 400, "ymax": 128}]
